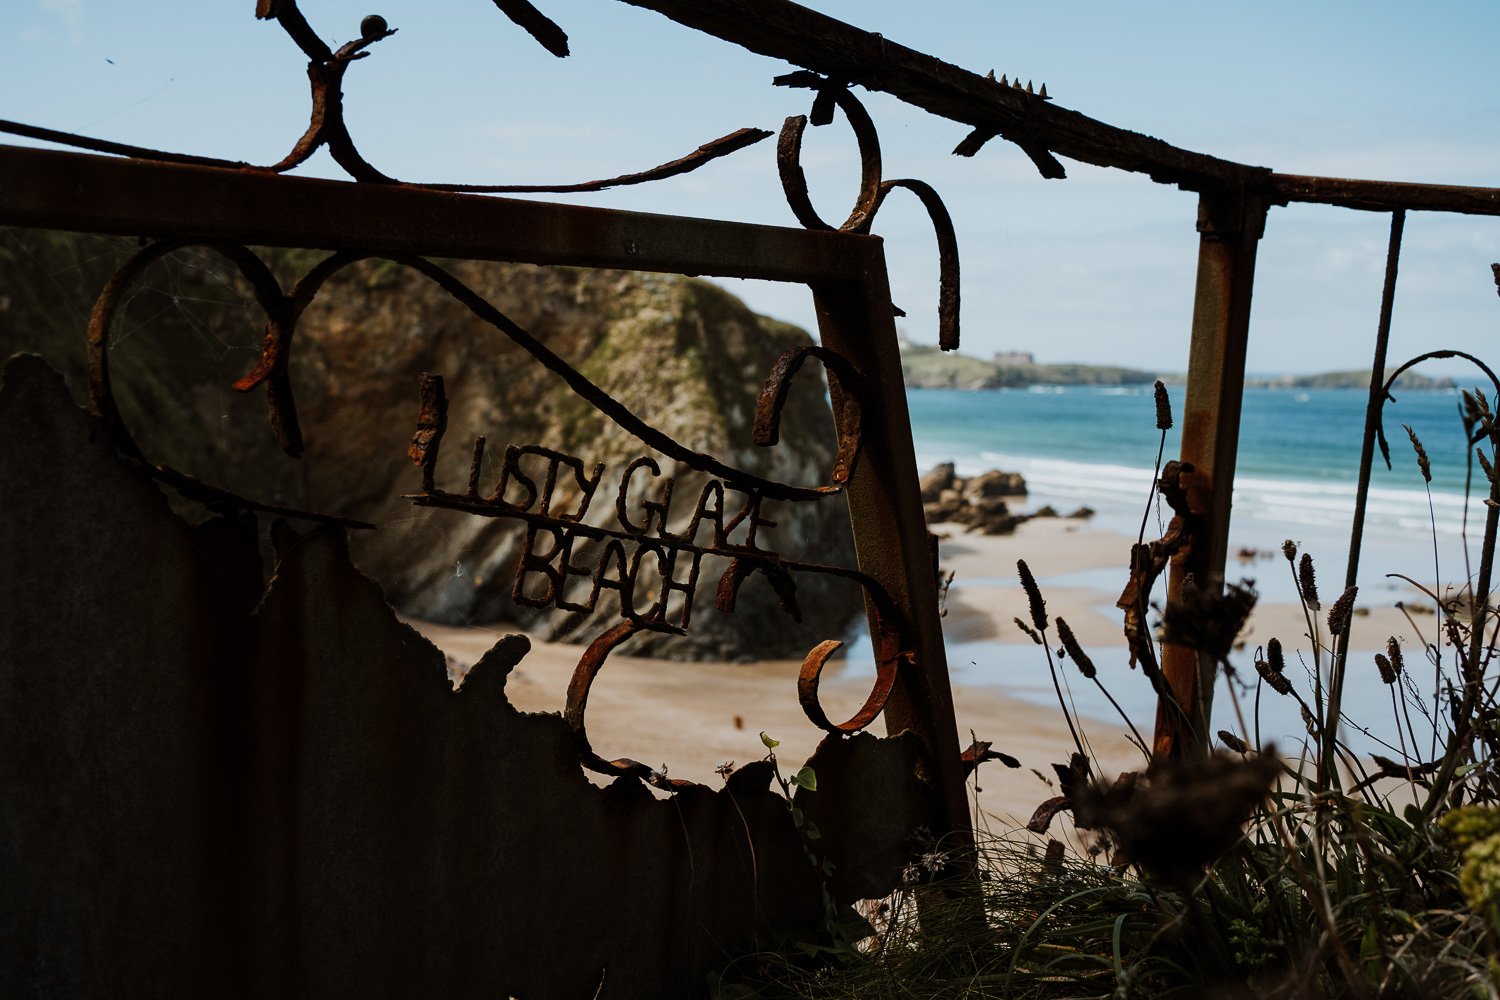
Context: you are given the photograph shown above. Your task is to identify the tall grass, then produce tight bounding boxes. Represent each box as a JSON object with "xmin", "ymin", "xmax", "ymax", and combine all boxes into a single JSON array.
[{"xmin": 729, "ymin": 347, "xmax": 1500, "ymax": 998}]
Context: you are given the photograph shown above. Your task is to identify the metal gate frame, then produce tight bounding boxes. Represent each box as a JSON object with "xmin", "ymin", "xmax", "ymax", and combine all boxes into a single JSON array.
[{"xmin": 0, "ymin": 140, "xmax": 976, "ymax": 849}]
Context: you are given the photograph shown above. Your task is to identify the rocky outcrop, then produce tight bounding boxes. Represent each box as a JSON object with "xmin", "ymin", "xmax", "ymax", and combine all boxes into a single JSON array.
[
  {"xmin": 919, "ymin": 462, "xmax": 1091, "ymax": 535},
  {"xmin": 1, "ymin": 229, "xmax": 860, "ymax": 659}
]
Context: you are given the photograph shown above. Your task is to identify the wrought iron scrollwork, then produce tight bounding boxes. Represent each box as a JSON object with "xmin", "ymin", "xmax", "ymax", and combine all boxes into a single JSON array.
[
  {"xmin": 408, "ymin": 358, "xmax": 913, "ymax": 747},
  {"xmin": 0, "ymin": 0, "xmax": 769, "ymax": 195},
  {"xmin": 564, "ymin": 621, "xmax": 706, "ymax": 790},
  {"xmin": 85, "ymin": 238, "xmax": 372, "ymax": 529},
  {"xmin": 774, "ymin": 72, "xmax": 962, "ymax": 351},
  {"xmin": 753, "ymin": 345, "xmax": 864, "ymax": 488},
  {"xmin": 258, "ymin": 2, "xmax": 402, "ymax": 182},
  {"xmin": 86, "ymin": 242, "xmax": 861, "ymax": 528},
  {"xmin": 87, "ymin": 238, "xmax": 914, "ymax": 757},
  {"xmin": 45, "ymin": 6, "xmax": 932, "ymax": 789},
  {"xmin": 774, "ymin": 78, "xmax": 884, "ymax": 234}
]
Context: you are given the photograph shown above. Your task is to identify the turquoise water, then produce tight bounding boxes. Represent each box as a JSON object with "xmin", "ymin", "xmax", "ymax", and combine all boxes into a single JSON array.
[
  {"xmin": 875, "ymin": 384, "xmax": 1498, "ymax": 753},
  {"xmin": 908, "ymin": 384, "xmax": 1485, "ymax": 547},
  {"xmin": 906, "ymin": 385, "xmax": 1495, "ymax": 613}
]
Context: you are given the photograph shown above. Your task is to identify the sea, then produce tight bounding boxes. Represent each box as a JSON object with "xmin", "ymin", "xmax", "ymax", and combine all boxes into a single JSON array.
[{"xmin": 849, "ymin": 383, "xmax": 1496, "ymax": 756}]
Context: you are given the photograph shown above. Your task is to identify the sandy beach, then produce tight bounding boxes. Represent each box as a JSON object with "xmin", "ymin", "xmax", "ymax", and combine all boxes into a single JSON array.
[{"xmin": 410, "ymin": 515, "xmax": 1431, "ymax": 830}]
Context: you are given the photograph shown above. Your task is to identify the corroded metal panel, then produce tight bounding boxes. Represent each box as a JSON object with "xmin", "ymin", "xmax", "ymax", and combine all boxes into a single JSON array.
[{"xmin": 0, "ymin": 356, "xmax": 932, "ymax": 998}]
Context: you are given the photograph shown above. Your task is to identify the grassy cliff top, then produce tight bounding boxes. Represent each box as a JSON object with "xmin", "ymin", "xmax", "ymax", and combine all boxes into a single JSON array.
[{"xmin": 900, "ymin": 342, "xmax": 1457, "ymax": 391}]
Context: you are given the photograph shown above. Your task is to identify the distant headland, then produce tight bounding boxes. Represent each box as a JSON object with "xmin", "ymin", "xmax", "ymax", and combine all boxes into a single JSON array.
[{"xmin": 898, "ymin": 339, "xmax": 1457, "ymax": 391}]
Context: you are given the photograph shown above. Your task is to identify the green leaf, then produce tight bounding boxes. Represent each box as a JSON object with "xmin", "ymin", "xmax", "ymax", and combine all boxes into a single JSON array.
[
  {"xmin": 1361, "ymin": 919, "xmax": 1380, "ymax": 959},
  {"xmin": 791, "ymin": 766, "xmax": 818, "ymax": 791},
  {"xmin": 759, "ymin": 731, "xmax": 780, "ymax": 749}
]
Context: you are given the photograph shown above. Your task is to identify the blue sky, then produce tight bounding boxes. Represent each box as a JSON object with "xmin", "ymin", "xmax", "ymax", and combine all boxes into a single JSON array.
[{"xmin": 6, "ymin": 1, "xmax": 1500, "ymax": 375}]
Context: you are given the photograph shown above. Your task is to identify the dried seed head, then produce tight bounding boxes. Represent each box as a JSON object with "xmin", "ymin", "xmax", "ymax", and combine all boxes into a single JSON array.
[
  {"xmin": 1217, "ymin": 730, "xmax": 1249, "ymax": 754},
  {"xmin": 1282, "ymin": 539, "xmax": 1298, "ymax": 562},
  {"xmin": 1470, "ymin": 452, "xmax": 1494, "ymax": 497},
  {"xmin": 1154, "ymin": 380, "xmax": 1172, "ymax": 431},
  {"xmin": 1375, "ymin": 653, "xmax": 1397, "ymax": 684},
  {"xmin": 1298, "ymin": 553, "xmax": 1320, "ymax": 610},
  {"xmin": 1070, "ymin": 753, "xmax": 1278, "ymax": 883},
  {"xmin": 1255, "ymin": 640, "xmax": 1293, "ymax": 696},
  {"xmin": 1017, "ymin": 559, "xmax": 1047, "ymax": 632},
  {"xmin": 1475, "ymin": 390, "xmax": 1498, "ymax": 447},
  {"xmin": 1404, "ymin": 424, "xmax": 1432, "ymax": 483},
  {"xmin": 1463, "ymin": 390, "xmax": 1484, "ymax": 438},
  {"xmin": 1014, "ymin": 617, "xmax": 1043, "ymax": 645},
  {"xmin": 1387, "ymin": 636, "xmax": 1405, "ymax": 676},
  {"xmin": 1056, "ymin": 617, "xmax": 1096, "ymax": 679},
  {"xmin": 1328, "ymin": 585, "xmax": 1359, "ymax": 637},
  {"xmin": 1159, "ymin": 579, "xmax": 1258, "ymax": 661},
  {"xmin": 1478, "ymin": 447, "xmax": 1497, "ymax": 486}
]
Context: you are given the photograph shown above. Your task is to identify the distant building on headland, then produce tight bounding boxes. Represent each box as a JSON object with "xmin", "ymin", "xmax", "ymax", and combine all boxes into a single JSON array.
[{"xmin": 992, "ymin": 350, "xmax": 1035, "ymax": 365}]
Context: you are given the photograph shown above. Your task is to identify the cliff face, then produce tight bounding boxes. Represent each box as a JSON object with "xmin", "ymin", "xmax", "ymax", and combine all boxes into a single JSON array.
[{"xmin": 1, "ymin": 229, "xmax": 861, "ymax": 659}]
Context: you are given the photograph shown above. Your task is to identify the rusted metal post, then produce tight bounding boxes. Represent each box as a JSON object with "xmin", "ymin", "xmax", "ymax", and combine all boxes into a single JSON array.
[
  {"xmin": 810, "ymin": 259, "xmax": 974, "ymax": 858},
  {"xmin": 1327, "ymin": 210, "xmax": 1405, "ymax": 785},
  {"xmin": 1155, "ymin": 190, "xmax": 1269, "ymax": 760}
]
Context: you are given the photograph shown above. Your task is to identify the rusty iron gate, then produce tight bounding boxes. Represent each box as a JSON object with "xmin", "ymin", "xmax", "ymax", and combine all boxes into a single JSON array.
[
  {"xmin": 612, "ymin": 0, "xmax": 1500, "ymax": 764},
  {"xmin": 0, "ymin": 2, "xmax": 985, "ymax": 997},
  {"xmin": 6, "ymin": 0, "xmax": 1500, "ymax": 996}
]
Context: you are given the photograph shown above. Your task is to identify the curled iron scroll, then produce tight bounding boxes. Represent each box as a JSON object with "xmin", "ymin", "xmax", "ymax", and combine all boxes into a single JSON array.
[
  {"xmin": 564, "ymin": 621, "xmax": 704, "ymax": 790},
  {"xmin": 798, "ymin": 640, "xmax": 909, "ymax": 735},
  {"xmin": 753, "ymin": 345, "xmax": 864, "ymax": 487},
  {"xmin": 872, "ymin": 179, "xmax": 962, "ymax": 352},
  {"xmin": 774, "ymin": 74, "xmax": 961, "ymax": 351},
  {"xmin": 84, "ymin": 239, "xmax": 371, "ymax": 528},
  {"xmin": 795, "ymin": 579, "xmax": 914, "ymax": 737},
  {"xmin": 774, "ymin": 75, "xmax": 883, "ymax": 233}
]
